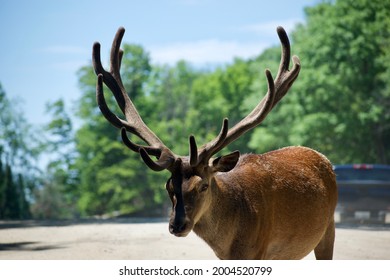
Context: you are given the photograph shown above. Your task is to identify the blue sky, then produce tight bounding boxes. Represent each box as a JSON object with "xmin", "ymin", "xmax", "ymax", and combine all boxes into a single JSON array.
[{"xmin": 0, "ymin": 0, "xmax": 317, "ymax": 127}]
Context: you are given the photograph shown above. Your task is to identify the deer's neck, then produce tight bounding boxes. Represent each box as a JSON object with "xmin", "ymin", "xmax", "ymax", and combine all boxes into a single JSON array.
[{"xmin": 193, "ymin": 172, "xmax": 262, "ymax": 259}]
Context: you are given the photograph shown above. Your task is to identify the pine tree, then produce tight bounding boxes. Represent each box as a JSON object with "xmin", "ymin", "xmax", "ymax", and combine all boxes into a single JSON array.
[
  {"xmin": 3, "ymin": 163, "xmax": 20, "ymax": 219},
  {"xmin": 0, "ymin": 151, "xmax": 4, "ymax": 218}
]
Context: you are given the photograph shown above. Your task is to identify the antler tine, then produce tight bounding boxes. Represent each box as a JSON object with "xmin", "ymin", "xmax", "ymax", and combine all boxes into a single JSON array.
[
  {"xmin": 96, "ymin": 74, "xmax": 139, "ymax": 133},
  {"xmin": 276, "ymin": 26, "xmax": 291, "ymax": 77},
  {"xmin": 93, "ymin": 49, "xmax": 123, "ymax": 112},
  {"xmin": 198, "ymin": 118, "xmax": 229, "ymax": 164},
  {"xmin": 189, "ymin": 118, "xmax": 229, "ymax": 167},
  {"xmin": 121, "ymin": 127, "xmax": 161, "ymax": 157},
  {"xmin": 121, "ymin": 127, "xmax": 175, "ymax": 172},
  {"xmin": 109, "ymin": 28, "xmax": 128, "ymax": 112},
  {"xmin": 273, "ymin": 26, "xmax": 301, "ymax": 105},
  {"xmin": 189, "ymin": 135, "xmax": 198, "ymax": 167},
  {"xmin": 93, "ymin": 28, "xmax": 127, "ymax": 115},
  {"xmin": 110, "ymin": 27, "xmax": 125, "ymax": 79},
  {"xmin": 140, "ymin": 148, "xmax": 175, "ymax": 172}
]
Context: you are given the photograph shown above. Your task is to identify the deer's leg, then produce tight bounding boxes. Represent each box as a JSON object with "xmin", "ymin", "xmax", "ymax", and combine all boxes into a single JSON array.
[{"xmin": 314, "ymin": 219, "xmax": 335, "ymax": 260}]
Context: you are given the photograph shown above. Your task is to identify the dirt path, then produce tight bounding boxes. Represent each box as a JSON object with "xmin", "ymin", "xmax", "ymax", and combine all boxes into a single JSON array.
[{"xmin": 0, "ymin": 220, "xmax": 389, "ymax": 260}]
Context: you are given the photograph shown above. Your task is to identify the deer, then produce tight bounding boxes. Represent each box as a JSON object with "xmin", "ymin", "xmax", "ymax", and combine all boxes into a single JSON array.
[{"xmin": 92, "ymin": 26, "xmax": 338, "ymax": 260}]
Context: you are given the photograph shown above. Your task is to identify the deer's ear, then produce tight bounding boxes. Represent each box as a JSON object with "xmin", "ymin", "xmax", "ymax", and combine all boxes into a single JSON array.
[{"xmin": 211, "ymin": 151, "xmax": 240, "ymax": 173}]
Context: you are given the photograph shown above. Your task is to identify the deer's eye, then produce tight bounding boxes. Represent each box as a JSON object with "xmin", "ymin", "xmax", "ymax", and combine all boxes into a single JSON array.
[{"xmin": 200, "ymin": 183, "xmax": 209, "ymax": 192}]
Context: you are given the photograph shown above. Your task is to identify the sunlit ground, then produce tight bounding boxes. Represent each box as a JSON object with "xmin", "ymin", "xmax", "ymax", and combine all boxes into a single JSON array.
[{"xmin": 0, "ymin": 218, "xmax": 389, "ymax": 260}]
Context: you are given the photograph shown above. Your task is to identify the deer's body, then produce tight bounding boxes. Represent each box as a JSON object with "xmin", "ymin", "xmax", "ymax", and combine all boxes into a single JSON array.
[
  {"xmin": 93, "ymin": 26, "xmax": 338, "ymax": 259},
  {"xmin": 192, "ymin": 146, "xmax": 337, "ymax": 259}
]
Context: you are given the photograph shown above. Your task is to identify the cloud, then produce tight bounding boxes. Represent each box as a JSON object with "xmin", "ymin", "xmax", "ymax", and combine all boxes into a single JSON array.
[
  {"xmin": 50, "ymin": 60, "xmax": 87, "ymax": 71},
  {"xmin": 149, "ymin": 39, "xmax": 269, "ymax": 66},
  {"xmin": 177, "ymin": 0, "xmax": 205, "ymax": 5},
  {"xmin": 242, "ymin": 19, "xmax": 302, "ymax": 36},
  {"xmin": 43, "ymin": 45, "xmax": 88, "ymax": 55},
  {"xmin": 148, "ymin": 18, "xmax": 301, "ymax": 66},
  {"xmin": 41, "ymin": 46, "xmax": 89, "ymax": 71}
]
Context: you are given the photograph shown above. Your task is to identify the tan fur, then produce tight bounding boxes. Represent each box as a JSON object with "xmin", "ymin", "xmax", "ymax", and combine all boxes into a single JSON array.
[{"xmin": 177, "ymin": 146, "xmax": 337, "ymax": 260}]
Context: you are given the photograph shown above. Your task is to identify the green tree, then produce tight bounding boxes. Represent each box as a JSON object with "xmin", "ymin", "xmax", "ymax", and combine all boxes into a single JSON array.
[
  {"xmin": 146, "ymin": 60, "xmax": 201, "ymax": 155},
  {"xmin": 16, "ymin": 174, "xmax": 30, "ymax": 219},
  {"xmin": 291, "ymin": 0, "xmax": 390, "ymax": 163},
  {"xmin": 0, "ymin": 83, "xmax": 34, "ymax": 219},
  {"xmin": 187, "ymin": 69, "xmax": 228, "ymax": 147},
  {"xmin": 0, "ymin": 150, "xmax": 5, "ymax": 218},
  {"xmin": 3, "ymin": 163, "xmax": 19, "ymax": 218},
  {"xmin": 31, "ymin": 99, "xmax": 78, "ymax": 219},
  {"xmin": 188, "ymin": 58, "xmax": 257, "ymax": 154},
  {"xmin": 71, "ymin": 0, "xmax": 390, "ymax": 218},
  {"xmin": 248, "ymin": 0, "xmax": 390, "ymax": 164},
  {"xmin": 0, "ymin": 84, "xmax": 39, "ymax": 170}
]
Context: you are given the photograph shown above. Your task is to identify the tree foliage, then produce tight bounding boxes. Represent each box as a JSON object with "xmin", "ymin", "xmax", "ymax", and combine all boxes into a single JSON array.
[
  {"xmin": 2, "ymin": 0, "xmax": 389, "ymax": 219},
  {"xmin": 70, "ymin": 0, "xmax": 389, "ymax": 217},
  {"xmin": 289, "ymin": 0, "xmax": 390, "ymax": 163},
  {"xmin": 31, "ymin": 99, "xmax": 78, "ymax": 219},
  {"xmin": 0, "ymin": 83, "xmax": 33, "ymax": 219}
]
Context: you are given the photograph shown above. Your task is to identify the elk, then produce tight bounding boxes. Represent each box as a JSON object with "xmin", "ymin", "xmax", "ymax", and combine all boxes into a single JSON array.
[{"xmin": 92, "ymin": 26, "xmax": 338, "ymax": 260}]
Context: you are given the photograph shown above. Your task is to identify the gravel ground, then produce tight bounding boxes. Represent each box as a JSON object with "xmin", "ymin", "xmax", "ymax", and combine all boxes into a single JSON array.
[{"xmin": 0, "ymin": 219, "xmax": 389, "ymax": 260}]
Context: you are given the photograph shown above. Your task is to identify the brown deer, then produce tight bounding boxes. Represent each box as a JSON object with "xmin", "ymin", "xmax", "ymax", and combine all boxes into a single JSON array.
[{"xmin": 92, "ymin": 26, "xmax": 338, "ymax": 260}]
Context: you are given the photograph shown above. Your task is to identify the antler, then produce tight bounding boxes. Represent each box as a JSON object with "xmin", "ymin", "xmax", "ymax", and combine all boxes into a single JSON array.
[
  {"xmin": 190, "ymin": 26, "xmax": 301, "ymax": 166},
  {"xmin": 93, "ymin": 27, "xmax": 176, "ymax": 171},
  {"xmin": 93, "ymin": 26, "xmax": 300, "ymax": 172}
]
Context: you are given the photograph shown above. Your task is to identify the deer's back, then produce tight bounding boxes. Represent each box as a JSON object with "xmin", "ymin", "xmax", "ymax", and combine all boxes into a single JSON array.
[
  {"xmin": 215, "ymin": 146, "xmax": 337, "ymax": 259},
  {"xmin": 232, "ymin": 146, "xmax": 337, "ymax": 201}
]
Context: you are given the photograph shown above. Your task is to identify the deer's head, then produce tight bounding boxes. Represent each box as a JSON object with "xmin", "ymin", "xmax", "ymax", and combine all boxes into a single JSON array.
[{"xmin": 92, "ymin": 26, "xmax": 300, "ymax": 237}]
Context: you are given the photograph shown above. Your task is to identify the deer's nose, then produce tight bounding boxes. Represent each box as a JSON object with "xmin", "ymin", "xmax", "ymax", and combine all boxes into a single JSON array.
[{"xmin": 169, "ymin": 221, "xmax": 187, "ymax": 235}]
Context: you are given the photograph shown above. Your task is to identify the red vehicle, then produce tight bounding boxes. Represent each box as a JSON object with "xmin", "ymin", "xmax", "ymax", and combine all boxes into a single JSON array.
[{"xmin": 334, "ymin": 164, "xmax": 390, "ymax": 223}]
